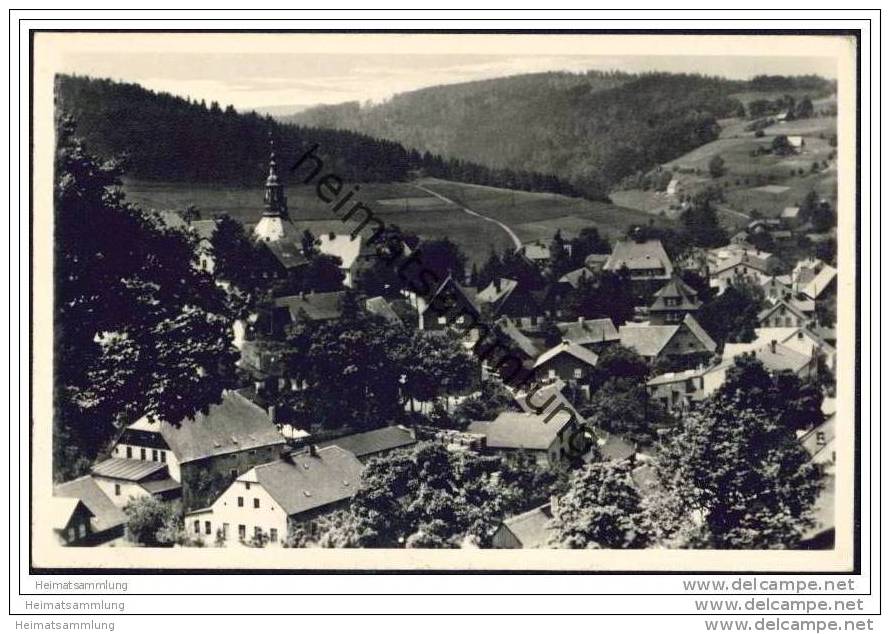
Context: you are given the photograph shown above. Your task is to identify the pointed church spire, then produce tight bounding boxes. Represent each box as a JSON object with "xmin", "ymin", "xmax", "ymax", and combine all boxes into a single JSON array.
[{"xmin": 263, "ymin": 133, "xmax": 288, "ymax": 218}]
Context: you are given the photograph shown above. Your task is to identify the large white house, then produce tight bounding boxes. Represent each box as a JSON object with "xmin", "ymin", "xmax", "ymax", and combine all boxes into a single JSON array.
[
  {"xmin": 184, "ymin": 445, "xmax": 364, "ymax": 546},
  {"xmin": 110, "ymin": 390, "xmax": 288, "ymax": 512}
]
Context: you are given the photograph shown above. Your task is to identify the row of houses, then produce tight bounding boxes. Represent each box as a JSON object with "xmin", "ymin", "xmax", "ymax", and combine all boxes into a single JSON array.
[{"xmin": 51, "ymin": 387, "xmax": 420, "ymax": 547}]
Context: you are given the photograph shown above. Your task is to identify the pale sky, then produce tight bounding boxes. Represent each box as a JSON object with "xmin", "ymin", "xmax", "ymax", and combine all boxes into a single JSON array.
[{"xmin": 54, "ymin": 43, "xmax": 838, "ymax": 113}]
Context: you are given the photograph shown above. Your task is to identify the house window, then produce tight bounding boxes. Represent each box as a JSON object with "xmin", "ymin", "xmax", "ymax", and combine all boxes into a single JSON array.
[
  {"xmin": 78, "ymin": 523, "xmax": 87, "ymax": 539},
  {"xmin": 230, "ymin": 469, "xmax": 238, "ymax": 479},
  {"xmin": 238, "ymin": 525, "xmax": 246, "ymax": 540},
  {"xmin": 573, "ymin": 368, "xmax": 583, "ymax": 379},
  {"xmin": 160, "ymin": 451, "xmax": 166, "ymax": 463},
  {"xmin": 126, "ymin": 447, "xmax": 132, "ymax": 459},
  {"xmin": 253, "ymin": 498, "xmax": 260, "ymax": 509},
  {"xmin": 67, "ymin": 527, "xmax": 75, "ymax": 542},
  {"xmin": 152, "ymin": 450, "xmax": 158, "ymax": 461},
  {"xmin": 193, "ymin": 520, "xmax": 200, "ymax": 534},
  {"xmin": 114, "ymin": 484, "xmax": 121, "ymax": 496},
  {"xmin": 270, "ymin": 528, "xmax": 278, "ymax": 543},
  {"xmin": 237, "ymin": 497, "xmax": 244, "ymax": 508},
  {"xmin": 245, "ymin": 482, "xmax": 250, "ymax": 491},
  {"xmin": 113, "ymin": 446, "xmax": 119, "ymax": 455},
  {"xmin": 140, "ymin": 448, "xmax": 146, "ymax": 460},
  {"xmin": 548, "ymin": 369, "xmax": 557, "ymax": 380},
  {"xmin": 456, "ymin": 315, "xmax": 465, "ymax": 324},
  {"xmin": 816, "ymin": 432, "xmax": 827, "ymax": 446},
  {"xmin": 437, "ymin": 316, "xmax": 447, "ymax": 325},
  {"xmin": 205, "ymin": 521, "xmax": 212, "ymax": 535}
]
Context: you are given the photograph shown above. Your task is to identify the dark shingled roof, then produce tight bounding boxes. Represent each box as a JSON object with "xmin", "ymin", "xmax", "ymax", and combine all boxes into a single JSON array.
[
  {"xmin": 757, "ymin": 299, "xmax": 809, "ymax": 324},
  {"xmin": 501, "ymin": 504, "xmax": 555, "ymax": 548},
  {"xmin": 140, "ymin": 477, "xmax": 182, "ymax": 495},
  {"xmin": 264, "ymin": 239, "xmax": 309, "ymax": 271},
  {"xmin": 604, "ymin": 239, "xmax": 673, "ymax": 277},
  {"xmin": 318, "ymin": 426, "xmax": 416, "ymax": 459},
  {"xmin": 557, "ymin": 318, "xmax": 619, "ymax": 347},
  {"xmin": 91, "ymin": 458, "xmax": 168, "ymax": 482},
  {"xmin": 423, "ymin": 275, "xmax": 480, "ymax": 316},
  {"xmin": 558, "ymin": 267, "xmax": 594, "ymax": 289},
  {"xmin": 275, "ymin": 291, "xmax": 346, "ymax": 322},
  {"xmin": 495, "ymin": 316, "xmax": 541, "ymax": 359},
  {"xmin": 468, "ymin": 411, "xmax": 574, "ymax": 452},
  {"xmin": 619, "ymin": 314, "xmax": 716, "ymax": 357},
  {"xmin": 365, "ymin": 296, "xmax": 403, "ymax": 324},
  {"xmin": 252, "ymin": 446, "xmax": 365, "ymax": 517},
  {"xmin": 649, "ymin": 276, "xmax": 702, "ymax": 313},
  {"xmin": 53, "ymin": 476, "xmax": 127, "ymax": 533},
  {"xmin": 128, "ymin": 391, "xmax": 286, "ymax": 464}
]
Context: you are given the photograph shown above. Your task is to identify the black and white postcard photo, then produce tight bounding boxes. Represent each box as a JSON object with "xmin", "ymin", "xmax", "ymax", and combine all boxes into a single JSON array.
[{"xmin": 22, "ymin": 22, "xmax": 868, "ymax": 590}]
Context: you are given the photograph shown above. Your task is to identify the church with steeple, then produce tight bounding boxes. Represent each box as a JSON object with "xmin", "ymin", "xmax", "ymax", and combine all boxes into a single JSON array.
[{"xmin": 253, "ymin": 138, "xmax": 307, "ymax": 272}]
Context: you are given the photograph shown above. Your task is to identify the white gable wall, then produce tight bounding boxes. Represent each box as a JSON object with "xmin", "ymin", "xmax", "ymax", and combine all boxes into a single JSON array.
[
  {"xmin": 92, "ymin": 475, "xmax": 151, "ymax": 509},
  {"xmin": 111, "ymin": 441, "xmax": 181, "ymax": 481},
  {"xmin": 185, "ymin": 471, "xmax": 288, "ymax": 546}
]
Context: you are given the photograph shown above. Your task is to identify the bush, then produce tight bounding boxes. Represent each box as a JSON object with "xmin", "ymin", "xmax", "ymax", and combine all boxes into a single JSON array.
[{"xmin": 124, "ymin": 496, "xmax": 180, "ymax": 546}]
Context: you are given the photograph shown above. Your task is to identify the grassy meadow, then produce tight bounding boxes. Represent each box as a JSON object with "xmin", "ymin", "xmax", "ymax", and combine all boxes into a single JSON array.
[{"xmin": 123, "ymin": 176, "xmax": 671, "ymax": 267}]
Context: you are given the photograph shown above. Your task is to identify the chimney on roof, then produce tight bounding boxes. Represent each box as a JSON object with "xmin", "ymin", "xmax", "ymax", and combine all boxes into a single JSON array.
[
  {"xmin": 309, "ymin": 444, "xmax": 318, "ymax": 457},
  {"xmin": 494, "ymin": 278, "xmax": 502, "ymax": 292},
  {"xmin": 770, "ymin": 339, "xmax": 777, "ymax": 354},
  {"xmin": 578, "ymin": 316, "xmax": 584, "ymax": 324}
]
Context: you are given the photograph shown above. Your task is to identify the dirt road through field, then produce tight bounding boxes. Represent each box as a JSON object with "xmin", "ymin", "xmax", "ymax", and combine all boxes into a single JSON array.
[{"xmin": 413, "ymin": 182, "xmax": 523, "ymax": 252}]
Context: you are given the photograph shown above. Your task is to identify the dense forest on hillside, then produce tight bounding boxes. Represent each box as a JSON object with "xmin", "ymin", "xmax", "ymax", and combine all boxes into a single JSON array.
[
  {"xmin": 285, "ymin": 71, "xmax": 835, "ymax": 192},
  {"xmin": 55, "ymin": 75, "xmax": 586, "ymax": 197}
]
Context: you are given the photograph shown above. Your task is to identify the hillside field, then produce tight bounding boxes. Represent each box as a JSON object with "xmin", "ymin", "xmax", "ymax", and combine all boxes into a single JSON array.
[{"xmin": 123, "ymin": 177, "xmax": 666, "ymax": 266}]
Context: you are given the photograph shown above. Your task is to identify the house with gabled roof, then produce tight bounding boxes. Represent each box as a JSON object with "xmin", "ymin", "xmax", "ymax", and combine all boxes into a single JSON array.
[
  {"xmin": 648, "ymin": 276, "xmax": 702, "ymax": 325},
  {"xmin": 556, "ymin": 317, "xmax": 620, "ymax": 353},
  {"xmin": 761, "ymin": 275, "xmax": 794, "ymax": 303},
  {"xmin": 604, "ymin": 238, "xmax": 673, "ymax": 282},
  {"xmin": 709, "ymin": 250, "xmax": 773, "ymax": 293},
  {"xmin": 273, "ymin": 291, "xmax": 347, "ymax": 326},
  {"xmin": 584, "ymin": 252, "xmax": 610, "ymax": 272},
  {"xmin": 420, "ymin": 274, "xmax": 481, "ymax": 333},
  {"xmin": 184, "ymin": 445, "xmax": 364, "ymax": 546},
  {"xmin": 317, "ymin": 232, "xmax": 362, "ymax": 287},
  {"xmin": 318, "ymin": 425, "xmax": 417, "ymax": 463},
  {"xmin": 155, "ymin": 212, "xmax": 220, "ymax": 274},
  {"xmin": 723, "ymin": 326, "xmax": 835, "ymax": 372},
  {"xmin": 50, "ymin": 497, "xmax": 96, "ymax": 547},
  {"xmin": 492, "ymin": 315, "xmax": 542, "ymax": 364},
  {"xmin": 618, "ymin": 314, "xmax": 716, "ymax": 367},
  {"xmin": 475, "ymin": 278, "xmax": 545, "ymax": 331},
  {"xmin": 520, "ymin": 241, "xmax": 551, "ymax": 267},
  {"xmin": 757, "ymin": 299, "xmax": 811, "ymax": 329},
  {"xmin": 797, "ymin": 264, "xmax": 837, "ymax": 302},
  {"xmin": 646, "ymin": 367, "xmax": 708, "ymax": 413},
  {"xmin": 491, "ymin": 504, "xmax": 555, "ymax": 549},
  {"xmin": 533, "ymin": 341, "xmax": 599, "ymax": 388},
  {"xmin": 364, "ymin": 295, "xmax": 403, "ymax": 325},
  {"xmin": 701, "ymin": 340, "xmax": 817, "ymax": 399},
  {"xmin": 53, "ymin": 476, "xmax": 128, "ymax": 546},
  {"xmin": 467, "ymin": 408, "xmax": 583, "ymax": 467},
  {"xmin": 90, "ymin": 458, "xmax": 181, "ymax": 508},
  {"xmin": 558, "ymin": 266, "xmax": 595, "ymax": 290},
  {"xmin": 111, "ymin": 390, "xmax": 288, "ymax": 512},
  {"xmin": 781, "ymin": 206, "xmax": 801, "ymax": 226}
]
